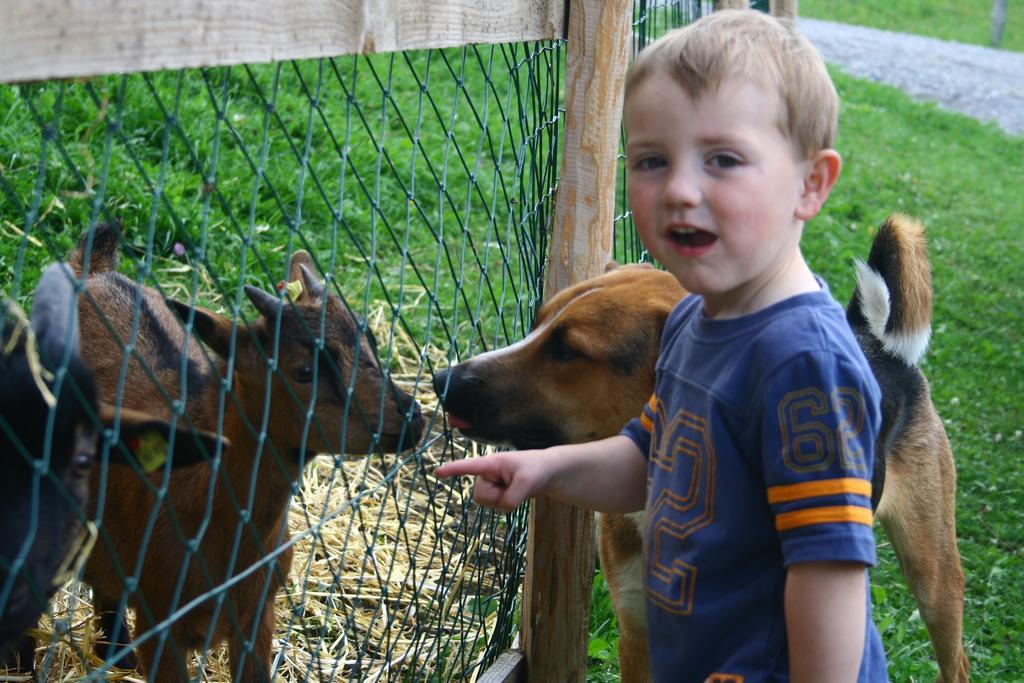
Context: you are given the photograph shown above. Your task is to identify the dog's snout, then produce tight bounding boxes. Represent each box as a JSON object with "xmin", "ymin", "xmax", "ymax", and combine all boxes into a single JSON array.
[
  {"xmin": 432, "ymin": 364, "xmax": 482, "ymax": 400},
  {"xmin": 432, "ymin": 368, "xmax": 450, "ymax": 397}
]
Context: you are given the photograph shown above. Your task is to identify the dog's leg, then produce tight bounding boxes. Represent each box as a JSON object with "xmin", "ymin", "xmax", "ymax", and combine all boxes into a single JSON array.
[
  {"xmin": 875, "ymin": 419, "xmax": 968, "ymax": 683},
  {"xmin": 617, "ymin": 610, "xmax": 652, "ymax": 683},
  {"xmin": 599, "ymin": 513, "xmax": 652, "ymax": 683}
]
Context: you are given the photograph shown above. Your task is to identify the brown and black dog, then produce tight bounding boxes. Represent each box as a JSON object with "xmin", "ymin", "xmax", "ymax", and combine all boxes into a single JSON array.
[{"xmin": 433, "ymin": 214, "xmax": 968, "ymax": 683}]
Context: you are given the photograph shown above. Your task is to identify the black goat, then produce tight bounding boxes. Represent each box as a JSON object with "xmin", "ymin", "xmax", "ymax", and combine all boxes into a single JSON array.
[{"xmin": 1, "ymin": 263, "xmax": 222, "ymax": 669}]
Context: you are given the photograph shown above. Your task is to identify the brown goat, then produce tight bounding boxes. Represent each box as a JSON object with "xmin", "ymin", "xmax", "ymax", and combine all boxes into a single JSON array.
[{"xmin": 71, "ymin": 224, "xmax": 426, "ymax": 681}]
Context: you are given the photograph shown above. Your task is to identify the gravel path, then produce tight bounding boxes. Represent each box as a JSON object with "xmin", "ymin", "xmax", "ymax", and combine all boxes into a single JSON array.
[{"xmin": 798, "ymin": 18, "xmax": 1024, "ymax": 136}]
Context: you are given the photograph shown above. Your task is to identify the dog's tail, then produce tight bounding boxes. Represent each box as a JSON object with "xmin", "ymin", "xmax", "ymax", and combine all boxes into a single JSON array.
[
  {"xmin": 846, "ymin": 213, "xmax": 933, "ymax": 366},
  {"xmin": 69, "ymin": 221, "xmax": 121, "ymax": 277}
]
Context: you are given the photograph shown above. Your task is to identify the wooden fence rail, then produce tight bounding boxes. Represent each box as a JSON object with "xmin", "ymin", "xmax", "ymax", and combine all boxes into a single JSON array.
[{"xmin": 0, "ymin": 0, "xmax": 564, "ymax": 83}]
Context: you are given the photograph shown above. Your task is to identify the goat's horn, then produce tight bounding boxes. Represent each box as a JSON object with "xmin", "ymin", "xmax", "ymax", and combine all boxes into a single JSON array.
[
  {"xmin": 244, "ymin": 285, "xmax": 282, "ymax": 319},
  {"xmin": 31, "ymin": 262, "xmax": 80, "ymax": 360},
  {"xmin": 298, "ymin": 263, "xmax": 325, "ymax": 300}
]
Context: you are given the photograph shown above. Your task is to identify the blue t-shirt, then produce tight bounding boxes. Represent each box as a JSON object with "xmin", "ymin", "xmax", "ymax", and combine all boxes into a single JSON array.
[{"xmin": 622, "ymin": 285, "xmax": 889, "ymax": 682}]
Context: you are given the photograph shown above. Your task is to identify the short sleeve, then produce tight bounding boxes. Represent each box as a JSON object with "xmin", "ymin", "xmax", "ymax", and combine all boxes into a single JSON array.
[
  {"xmin": 621, "ymin": 394, "xmax": 656, "ymax": 457},
  {"xmin": 756, "ymin": 351, "xmax": 881, "ymax": 567}
]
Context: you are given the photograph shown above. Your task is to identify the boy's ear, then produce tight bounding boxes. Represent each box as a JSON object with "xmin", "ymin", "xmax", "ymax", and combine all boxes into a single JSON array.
[{"xmin": 795, "ymin": 149, "xmax": 842, "ymax": 221}]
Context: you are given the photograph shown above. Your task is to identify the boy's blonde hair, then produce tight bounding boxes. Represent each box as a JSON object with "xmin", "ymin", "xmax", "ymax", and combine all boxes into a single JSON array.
[{"xmin": 625, "ymin": 9, "xmax": 838, "ymax": 159}]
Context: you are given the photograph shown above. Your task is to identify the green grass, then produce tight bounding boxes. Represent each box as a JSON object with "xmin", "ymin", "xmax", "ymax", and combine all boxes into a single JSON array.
[
  {"xmin": 0, "ymin": 47, "xmax": 563, "ymax": 362},
  {"xmin": 587, "ymin": 570, "xmax": 623, "ymax": 683},
  {"xmin": 800, "ymin": 0, "xmax": 1024, "ymax": 52}
]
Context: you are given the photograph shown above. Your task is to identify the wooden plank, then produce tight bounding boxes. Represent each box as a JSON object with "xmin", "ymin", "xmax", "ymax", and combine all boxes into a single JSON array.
[
  {"xmin": 522, "ymin": 501, "xmax": 597, "ymax": 682},
  {"xmin": 0, "ymin": 0, "xmax": 565, "ymax": 84},
  {"xmin": 525, "ymin": 0, "xmax": 632, "ymax": 681},
  {"xmin": 476, "ymin": 649, "xmax": 526, "ymax": 683},
  {"xmin": 542, "ymin": 0, "xmax": 630, "ymax": 297},
  {"xmin": 770, "ymin": 0, "xmax": 798, "ymax": 19}
]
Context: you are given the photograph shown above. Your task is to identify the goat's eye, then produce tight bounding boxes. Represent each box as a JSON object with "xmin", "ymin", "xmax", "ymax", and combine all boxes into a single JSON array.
[
  {"xmin": 71, "ymin": 425, "xmax": 97, "ymax": 475},
  {"xmin": 72, "ymin": 450, "xmax": 94, "ymax": 474},
  {"xmin": 292, "ymin": 365, "xmax": 314, "ymax": 383}
]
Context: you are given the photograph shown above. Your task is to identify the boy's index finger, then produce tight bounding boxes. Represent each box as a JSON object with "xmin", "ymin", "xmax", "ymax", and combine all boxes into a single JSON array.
[{"xmin": 434, "ymin": 458, "xmax": 493, "ymax": 479}]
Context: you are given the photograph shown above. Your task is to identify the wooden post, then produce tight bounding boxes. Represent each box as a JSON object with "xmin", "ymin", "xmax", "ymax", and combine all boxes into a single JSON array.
[
  {"xmin": 991, "ymin": 0, "xmax": 1007, "ymax": 47},
  {"xmin": 770, "ymin": 0, "xmax": 798, "ymax": 19},
  {"xmin": 524, "ymin": 0, "xmax": 631, "ymax": 680},
  {"xmin": 542, "ymin": 0, "xmax": 632, "ymax": 297}
]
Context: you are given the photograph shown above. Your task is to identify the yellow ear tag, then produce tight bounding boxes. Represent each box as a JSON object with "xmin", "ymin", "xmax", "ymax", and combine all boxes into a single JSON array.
[
  {"xmin": 277, "ymin": 279, "xmax": 303, "ymax": 303},
  {"xmin": 129, "ymin": 431, "xmax": 169, "ymax": 473}
]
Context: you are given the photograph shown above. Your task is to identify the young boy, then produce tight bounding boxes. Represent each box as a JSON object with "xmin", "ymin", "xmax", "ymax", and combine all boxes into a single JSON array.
[{"xmin": 436, "ymin": 9, "xmax": 887, "ymax": 682}]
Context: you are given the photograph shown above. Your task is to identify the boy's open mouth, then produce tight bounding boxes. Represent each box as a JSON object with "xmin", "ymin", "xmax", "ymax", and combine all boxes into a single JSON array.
[{"xmin": 670, "ymin": 227, "xmax": 716, "ymax": 248}]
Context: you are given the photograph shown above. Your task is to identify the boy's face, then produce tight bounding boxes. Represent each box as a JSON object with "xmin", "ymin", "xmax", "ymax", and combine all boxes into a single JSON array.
[{"xmin": 625, "ymin": 72, "xmax": 822, "ymax": 318}]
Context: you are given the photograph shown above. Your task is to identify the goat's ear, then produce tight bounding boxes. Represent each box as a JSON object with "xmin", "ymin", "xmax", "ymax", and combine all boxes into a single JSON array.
[
  {"xmin": 288, "ymin": 249, "xmax": 316, "ymax": 281},
  {"xmin": 165, "ymin": 297, "xmax": 236, "ymax": 359},
  {"xmin": 604, "ymin": 260, "xmax": 621, "ymax": 273},
  {"xmin": 287, "ymin": 250, "xmax": 324, "ymax": 302},
  {"xmin": 100, "ymin": 403, "xmax": 229, "ymax": 472}
]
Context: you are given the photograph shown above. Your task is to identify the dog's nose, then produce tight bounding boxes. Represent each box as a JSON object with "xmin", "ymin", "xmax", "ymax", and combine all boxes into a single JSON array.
[{"xmin": 432, "ymin": 368, "xmax": 450, "ymax": 398}]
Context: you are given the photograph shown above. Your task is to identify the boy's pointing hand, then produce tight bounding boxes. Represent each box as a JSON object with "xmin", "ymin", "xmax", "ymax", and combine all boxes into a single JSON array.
[{"xmin": 435, "ymin": 451, "xmax": 550, "ymax": 514}]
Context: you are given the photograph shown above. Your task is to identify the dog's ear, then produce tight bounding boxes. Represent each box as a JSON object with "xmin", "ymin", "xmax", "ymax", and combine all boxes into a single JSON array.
[{"xmin": 604, "ymin": 260, "xmax": 621, "ymax": 273}]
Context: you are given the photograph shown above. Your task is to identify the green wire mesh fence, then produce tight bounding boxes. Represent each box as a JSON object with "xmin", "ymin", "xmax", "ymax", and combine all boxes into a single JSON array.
[
  {"xmin": 0, "ymin": 1, "xmax": 718, "ymax": 680},
  {"xmin": 2, "ymin": 42, "xmax": 559, "ymax": 681}
]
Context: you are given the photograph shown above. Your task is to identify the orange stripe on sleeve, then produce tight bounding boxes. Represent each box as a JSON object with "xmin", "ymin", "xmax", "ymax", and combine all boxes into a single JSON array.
[
  {"xmin": 775, "ymin": 505, "xmax": 872, "ymax": 532},
  {"xmin": 638, "ymin": 394, "xmax": 657, "ymax": 432},
  {"xmin": 766, "ymin": 478, "xmax": 872, "ymax": 505},
  {"xmin": 704, "ymin": 674, "xmax": 744, "ymax": 683}
]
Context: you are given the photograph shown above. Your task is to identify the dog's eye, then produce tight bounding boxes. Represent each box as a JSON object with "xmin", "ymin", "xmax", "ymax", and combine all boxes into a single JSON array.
[{"xmin": 546, "ymin": 330, "xmax": 581, "ymax": 362}]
